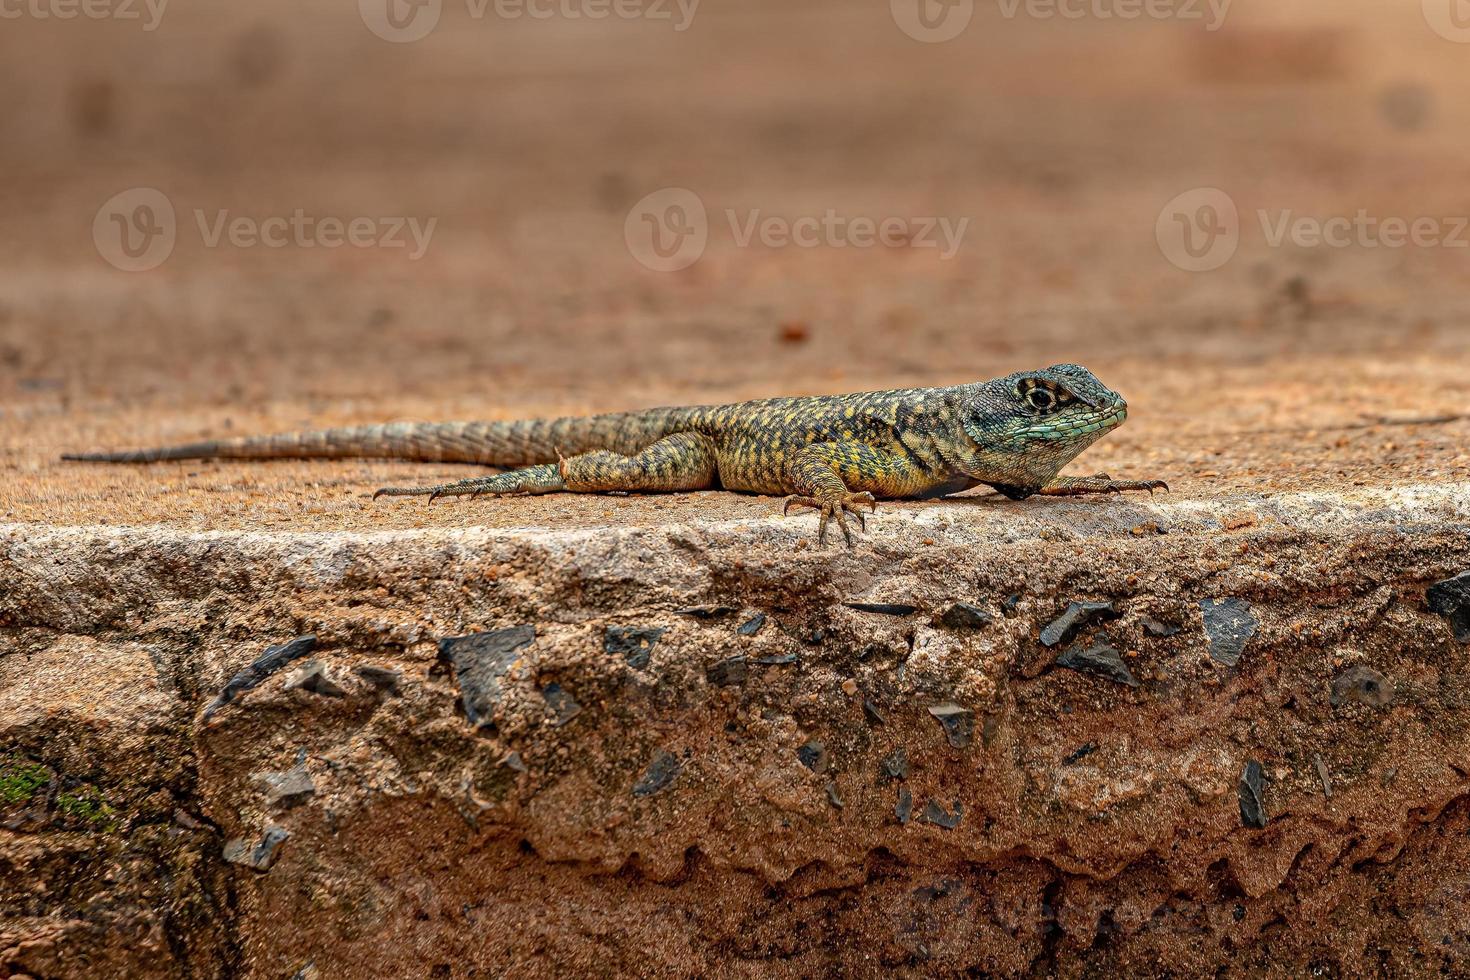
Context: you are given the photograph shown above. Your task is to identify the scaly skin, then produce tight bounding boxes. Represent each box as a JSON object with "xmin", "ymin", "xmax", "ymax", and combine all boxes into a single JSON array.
[{"xmin": 63, "ymin": 364, "xmax": 1166, "ymax": 546}]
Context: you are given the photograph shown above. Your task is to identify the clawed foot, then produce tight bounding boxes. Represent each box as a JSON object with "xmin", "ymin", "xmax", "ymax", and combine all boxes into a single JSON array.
[
  {"xmin": 1038, "ymin": 475, "xmax": 1170, "ymax": 498},
  {"xmin": 372, "ymin": 475, "xmax": 529, "ymax": 502},
  {"xmin": 782, "ymin": 491, "xmax": 878, "ymax": 547}
]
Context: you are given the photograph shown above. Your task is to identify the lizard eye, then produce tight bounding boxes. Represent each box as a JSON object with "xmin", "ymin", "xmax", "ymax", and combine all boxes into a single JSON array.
[{"xmin": 1026, "ymin": 387, "xmax": 1057, "ymax": 411}]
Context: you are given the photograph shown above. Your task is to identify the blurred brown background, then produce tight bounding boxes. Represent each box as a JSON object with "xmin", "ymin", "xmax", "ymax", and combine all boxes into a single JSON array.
[{"xmin": 2, "ymin": 0, "xmax": 1467, "ymax": 521}]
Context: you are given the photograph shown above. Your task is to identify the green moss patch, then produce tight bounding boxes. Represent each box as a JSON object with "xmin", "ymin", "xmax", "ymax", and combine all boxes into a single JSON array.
[{"xmin": 0, "ymin": 755, "xmax": 50, "ymax": 805}]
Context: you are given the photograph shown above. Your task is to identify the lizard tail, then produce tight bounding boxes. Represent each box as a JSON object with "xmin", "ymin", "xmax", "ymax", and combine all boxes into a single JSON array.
[{"xmin": 62, "ymin": 411, "xmax": 695, "ymax": 467}]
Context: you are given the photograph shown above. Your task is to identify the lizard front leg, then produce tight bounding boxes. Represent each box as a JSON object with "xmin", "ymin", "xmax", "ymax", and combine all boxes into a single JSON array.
[{"xmin": 782, "ymin": 442, "xmax": 931, "ymax": 547}]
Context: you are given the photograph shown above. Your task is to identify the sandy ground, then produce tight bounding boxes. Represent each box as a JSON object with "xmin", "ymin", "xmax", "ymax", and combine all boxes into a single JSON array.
[
  {"xmin": 0, "ymin": 1, "xmax": 1464, "ymax": 537},
  {"xmin": 0, "ymin": 0, "xmax": 1468, "ymax": 536}
]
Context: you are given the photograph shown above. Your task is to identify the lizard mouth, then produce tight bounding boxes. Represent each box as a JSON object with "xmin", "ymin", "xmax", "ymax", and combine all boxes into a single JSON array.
[{"xmin": 1030, "ymin": 403, "xmax": 1128, "ymax": 440}]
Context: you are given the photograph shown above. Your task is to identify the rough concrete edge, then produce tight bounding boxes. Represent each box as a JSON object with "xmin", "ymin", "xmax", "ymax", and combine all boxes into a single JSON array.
[{"xmin": 5, "ymin": 480, "xmax": 1469, "ymax": 552}]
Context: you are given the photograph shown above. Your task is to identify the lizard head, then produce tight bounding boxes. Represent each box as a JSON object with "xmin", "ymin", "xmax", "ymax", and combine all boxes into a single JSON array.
[{"xmin": 957, "ymin": 364, "xmax": 1128, "ymax": 486}]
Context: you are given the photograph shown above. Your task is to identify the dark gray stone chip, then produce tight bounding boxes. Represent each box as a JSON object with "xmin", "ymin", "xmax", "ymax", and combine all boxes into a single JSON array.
[
  {"xmin": 939, "ymin": 602, "xmax": 992, "ymax": 630},
  {"xmin": 354, "ymin": 665, "xmax": 402, "ymax": 696},
  {"xmin": 1239, "ymin": 759, "xmax": 1267, "ymax": 828},
  {"xmin": 605, "ymin": 626, "xmax": 664, "ymax": 669},
  {"xmin": 736, "ymin": 613, "xmax": 767, "ymax": 636},
  {"xmin": 223, "ymin": 825, "xmax": 290, "ymax": 872},
  {"xmin": 922, "ymin": 799, "xmax": 962, "ymax": 829},
  {"xmin": 254, "ymin": 765, "xmax": 315, "ymax": 810},
  {"xmin": 896, "ymin": 787, "xmax": 913, "ymax": 824},
  {"xmin": 1141, "ymin": 617, "xmax": 1181, "ymax": 638},
  {"xmin": 797, "ymin": 740, "xmax": 828, "ymax": 773},
  {"xmin": 1040, "ymin": 601, "xmax": 1117, "ymax": 647},
  {"xmin": 1056, "ymin": 635, "xmax": 1139, "ymax": 687},
  {"xmin": 927, "ymin": 702, "xmax": 974, "ymax": 749},
  {"xmin": 285, "ymin": 661, "xmax": 347, "ymax": 698},
  {"xmin": 862, "ymin": 699, "xmax": 887, "ymax": 726},
  {"xmin": 752, "ymin": 652, "xmax": 798, "ymax": 666},
  {"xmin": 203, "ymin": 635, "xmax": 317, "ymax": 721},
  {"xmin": 676, "ymin": 606, "xmax": 737, "ymax": 619},
  {"xmin": 439, "ymin": 625, "xmax": 535, "ymax": 728},
  {"xmin": 540, "ymin": 683, "xmax": 583, "ymax": 726},
  {"xmin": 706, "ymin": 656, "xmax": 748, "ymax": 686},
  {"xmin": 1063, "ymin": 742, "xmax": 1097, "ymax": 765},
  {"xmin": 1428, "ymin": 572, "xmax": 1470, "ymax": 642},
  {"xmin": 1200, "ymin": 599, "xmax": 1258, "ymax": 666},
  {"xmin": 633, "ymin": 750, "xmax": 682, "ymax": 797},
  {"xmin": 845, "ymin": 602, "xmax": 919, "ymax": 616},
  {"xmin": 881, "ymin": 747, "xmax": 910, "ymax": 781}
]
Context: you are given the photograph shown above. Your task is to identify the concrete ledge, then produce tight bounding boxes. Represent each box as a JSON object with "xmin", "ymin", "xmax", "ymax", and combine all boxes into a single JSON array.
[{"xmin": 4, "ymin": 484, "xmax": 1470, "ymax": 975}]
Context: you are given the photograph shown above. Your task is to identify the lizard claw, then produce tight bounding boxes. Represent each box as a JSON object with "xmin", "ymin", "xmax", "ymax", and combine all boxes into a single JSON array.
[{"xmin": 782, "ymin": 491, "xmax": 878, "ymax": 548}]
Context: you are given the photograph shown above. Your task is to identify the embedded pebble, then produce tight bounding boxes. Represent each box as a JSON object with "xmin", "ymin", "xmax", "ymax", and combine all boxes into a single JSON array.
[
  {"xmin": 1238, "ymin": 759, "xmax": 1267, "ymax": 828},
  {"xmin": 1063, "ymin": 742, "xmax": 1097, "ymax": 765},
  {"xmin": 922, "ymin": 799, "xmax": 962, "ymax": 830},
  {"xmin": 1141, "ymin": 617, "xmax": 1181, "ymax": 638},
  {"xmin": 1330, "ymin": 665, "xmax": 1394, "ymax": 709},
  {"xmin": 203, "ymin": 635, "xmax": 317, "ymax": 721},
  {"xmin": 706, "ymin": 657, "xmax": 748, "ymax": 686},
  {"xmin": 633, "ymin": 750, "xmax": 682, "ymax": 797},
  {"xmin": 285, "ymin": 661, "xmax": 346, "ymax": 699},
  {"xmin": 927, "ymin": 703, "xmax": 974, "ymax": 749},
  {"xmin": 540, "ymin": 683, "xmax": 583, "ymax": 726},
  {"xmin": 1040, "ymin": 602, "xmax": 1116, "ymax": 647},
  {"xmin": 253, "ymin": 765, "xmax": 315, "ymax": 810},
  {"xmin": 797, "ymin": 740, "xmax": 828, "ymax": 773},
  {"xmin": 881, "ymin": 747, "xmax": 909, "ymax": 781},
  {"xmin": 938, "ymin": 602, "xmax": 991, "ymax": 630},
  {"xmin": 862, "ymin": 699, "xmax": 887, "ymax": 726},
  {"xmin": 845, "ymin": 602, "xmax": 919, "ymax": 616},
  {"xmin": 676, "ymin": 606, "xmax": 737, "ymax": 620},
  {"xmin": 605, "ymin": 626, "xmax": 664, "ymax": 669},
  {"xmin": 354, "ymin": 665, "xmax": 402, "ymax": 696},
  {"xmin": 1201, "ymin": 599, "xmax": 1258, "ymax": 666},
  {"xmin": 439, "ymin": 626, "xmax": 535, "ymax": 727},
  {"xmin": 223, "ymin": 825, "xmax": 290, "ymax": 872},
  {"xmin": 1427, "ymin": 572, "xmax": 1470, "ymax": 642},
  {"xmin": 1056, "ymin": 635, "xmax": 1139, "ymax": 688},
  {"xmin": 736, "ymin": 613, "xmax": 767, "ymax": 637}
]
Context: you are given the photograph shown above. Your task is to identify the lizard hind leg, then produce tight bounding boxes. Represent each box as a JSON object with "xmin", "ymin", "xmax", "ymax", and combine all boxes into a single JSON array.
[
  {"xmin": 557, "ymin": 431, "xmax": 718, "ymax": 492},
  {"xmin": 372, "ymin": 431, "xmax": 719, "ymax": 502}
]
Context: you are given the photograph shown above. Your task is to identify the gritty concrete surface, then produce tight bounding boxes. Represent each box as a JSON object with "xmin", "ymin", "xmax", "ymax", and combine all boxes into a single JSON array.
[{"xmin": 5, "ymin": 0, "xmax": 1470, "ymax": 976}]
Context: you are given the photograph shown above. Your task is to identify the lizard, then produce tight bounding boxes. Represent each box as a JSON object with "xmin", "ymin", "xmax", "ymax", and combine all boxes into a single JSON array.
[{"xmin": 62, "ymin": 363, "xmax": 1165, "ymax": 546}]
